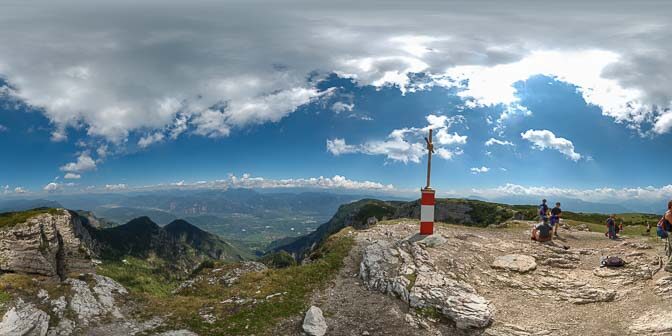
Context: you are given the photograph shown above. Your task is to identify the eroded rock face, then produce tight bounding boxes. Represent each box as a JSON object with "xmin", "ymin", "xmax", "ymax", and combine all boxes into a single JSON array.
[
  {"xmin": 0, "ymin": 299, "xmax": 50, "ymax": 336},
  {"xmin": 302, "ymin": 306, "xmax": 328, "ymax": 336},
  {"xmin": 0, "ymin": 210, "xmax": 94, "ymax": 278},
  {"xmin": 491, "ymin": 255, "xmax": 537, "ymax": 273},
  {"xmin": 360, "ymin": 239, "xmax": 493, "ymax": 330}
]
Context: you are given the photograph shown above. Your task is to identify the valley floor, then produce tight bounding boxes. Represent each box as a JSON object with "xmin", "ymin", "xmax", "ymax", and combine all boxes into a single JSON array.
[{"xmin": 274, "ymin": 220, "xmax": 672, "ymax": 336}]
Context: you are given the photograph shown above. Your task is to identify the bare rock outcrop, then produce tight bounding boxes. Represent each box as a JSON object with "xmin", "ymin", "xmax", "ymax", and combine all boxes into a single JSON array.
[
  {"xmin": 360, "ymin": 237, "xmax": 493, "ymax": 330},
  {"xmin": 0, "ymin": 210, "xmax": 94, "ymax": 278},
  {"xmin": 0, "ymin": 299, "xmax": 50, "ymax": 336}
]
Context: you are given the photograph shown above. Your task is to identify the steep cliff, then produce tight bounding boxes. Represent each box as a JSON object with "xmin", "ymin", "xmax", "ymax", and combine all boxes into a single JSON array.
[{"xmin": 0, "ymin": 209, "xmax": 94, "ymax": 279}]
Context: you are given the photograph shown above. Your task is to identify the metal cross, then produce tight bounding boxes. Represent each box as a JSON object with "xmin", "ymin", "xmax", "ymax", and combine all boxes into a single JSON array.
[{"xmin": 424, "ymin": 129, "xmax": 434, "ymax": 189}]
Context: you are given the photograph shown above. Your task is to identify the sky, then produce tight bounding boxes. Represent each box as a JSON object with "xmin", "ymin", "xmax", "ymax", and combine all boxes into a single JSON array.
[{"xmin": 1, "ymin": 0, "xmax": 672, "ymax": 205}]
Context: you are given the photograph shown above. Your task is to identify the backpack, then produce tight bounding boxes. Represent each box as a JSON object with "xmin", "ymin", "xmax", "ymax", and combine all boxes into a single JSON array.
[
  {"xmin": 657, "ymin": 226, "xmax": 669, "ymax": 239},
  {"xmin": 600, "ymin": 256, "xmax": 625, "ymax": 267}
]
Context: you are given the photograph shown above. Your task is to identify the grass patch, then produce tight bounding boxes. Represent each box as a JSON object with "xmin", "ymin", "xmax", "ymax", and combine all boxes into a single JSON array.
[
  {"xmin": 123, "ymin": 228, "xmax": 355, "ymax": 335},
  {"xmin": 404, "ymin": 273, "xmax": 417, "ymax": 291},
  {"xmin": 97, "ymin": 256, "xmax": 181, "ymax": 297},
  {"xmin": 415, "ymin": 306, "xmax": 442, "ymax": 319},
  {"xmin": 0, "ymin": 208, "xmax": 62, "ymax": 230}
]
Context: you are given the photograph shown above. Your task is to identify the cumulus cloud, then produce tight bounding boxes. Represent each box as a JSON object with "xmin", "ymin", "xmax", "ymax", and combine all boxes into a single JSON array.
[
  {"xmin": 0, "ymin": 0, "xmax": 669, "ymax": 158},
  {"xmin": 43, "ymin": 182, "xmax": 62, "ymax": 193},
  {"xmin": 485, "ymin": 138, "xmax": 514, "ymax": 147},
  {"xmin": 326, "ymin": 138, "xmax": 358, "ymax": 156},
  {"xmin": 87, "ymin": 173, "xmax": 393, "ymax": 193},
  {"xmin": 470, "ymin": 166, "xmax": 490, "ymax": 174},
  {"xmin": 520, "ymin": 129, "xmax": 582, "ymax": 161},
  {"xmin": 327, "ymin": 114, "xmax": 466, "ymax": 163},
  {"xmin": 227, "ymin": 173, "xmax": 394, "ymax": 190},
  {"xmin": 64, "ymin": 173, "xmax": 81, "ymax": 179},
  {"xmin": 13, "ymin": 187, "xmax": 27, "ymax": 193},
  {"xmin": 60, "ymin": 153, "xmax": 97, "ymax": 173},
  {"xmin": 471, "ymin": 183, "xmax": 672, "ymax": 204},
  {"xmin": 105, "ymin": 183, "xmax": 127, "ymax": 191}
]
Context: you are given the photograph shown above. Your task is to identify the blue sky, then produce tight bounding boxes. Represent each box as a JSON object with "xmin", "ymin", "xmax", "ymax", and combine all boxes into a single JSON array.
[{"xmin": 1, "ymin": 0, "xmax": 671, "ymax": 205}]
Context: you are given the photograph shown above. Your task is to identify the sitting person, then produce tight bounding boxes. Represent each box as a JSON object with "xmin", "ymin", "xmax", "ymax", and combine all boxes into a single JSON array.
[{"xmin": 532, "ymin": 217, "xmax": 553, "ymax": 242}]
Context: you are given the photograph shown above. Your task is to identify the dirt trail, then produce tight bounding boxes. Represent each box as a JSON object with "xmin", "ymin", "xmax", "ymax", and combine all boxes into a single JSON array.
[{"xmin": 274, "ymin": 220, "xmax": 672, "ymax": 336}]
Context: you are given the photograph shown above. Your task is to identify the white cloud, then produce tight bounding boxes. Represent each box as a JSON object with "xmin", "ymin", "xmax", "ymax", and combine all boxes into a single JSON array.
[
  {"xmin": 326, "ymin": 138, "xmax": 358, "ymax": 156},
  {"xmin": 520, "ymin": 129, "xmax": 582, "ymax": 161},
  {"xmin": 485, "ymin": 138, "xmax": 514, "ymax": 147},
  {"xmin": 43, "ymin": 182, "xmax": 62, "ymax": 193},
  {"xmin": 0, "ymin": 124, "xmax": 8, "ymax": 132},
  {"xmin": 328, "ymin": 114, "xmax": 466, "ymax": 163},
  {"xmin": 471, "ymin": 183, "xmax": 672, "ymax": 204},
  {"xmin": 60, "ymin": 153, "xmax": 97, "ymax": 173},
  {"xmin": 331, "ymin": 102, "xmax": 354, "ymax": 113},
  {"xmin": 138, "ymin": 132, "xmax": 165, "ymax": 148},
  {"xmin": 64, "ymin": 173, "xmax": 81, "ymax": 179},
  {"xmin": 470, "ymin": 166, "xmax": 490, "ymax": 174},
  {"xmin": 227, "ymin": 174, "xmax": 394, "ymax": 191},
  {"xmin": 13, "ymin": 187, "xmax": 27, "ymax": 193},
  {"xmin": 105, "ymin": 183, "xmax": 127, "ymax": 191},
  {"xmin": 0, "ymin": 0, "xmax": 671, "ymax": 159}
]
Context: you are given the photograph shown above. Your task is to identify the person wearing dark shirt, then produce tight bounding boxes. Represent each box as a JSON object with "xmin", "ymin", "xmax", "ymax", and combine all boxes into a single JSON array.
[
  {"xmin": 532, "ymin": 218, "xmax": 552, "ymax": 242},
  {"xmin": 606, "ymin": 214, "xmax": 617, "ymax": 240},
  {"xmin": 539, "ymin": 199, "xmax": 549, "ymax": 221},
  {"xmin": 550, "ymin": 202, "xmax": 562, "ymax": 237}
]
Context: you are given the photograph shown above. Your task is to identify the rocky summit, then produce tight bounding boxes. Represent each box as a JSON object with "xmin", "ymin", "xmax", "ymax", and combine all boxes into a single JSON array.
[{"xmin": 3, "ymin": 207, "xmax": 672, "ymax": 335}]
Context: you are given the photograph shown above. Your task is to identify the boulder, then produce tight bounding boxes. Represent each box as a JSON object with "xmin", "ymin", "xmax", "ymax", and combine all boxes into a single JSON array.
[
  {"xmin": 418, "ymin": 234, "xmax": 447, "ymax": 248},
  {"xmin": 491, "ymin": 255, "xmax": 537, "ymax": 273},
  {"xmin": 302, "ymin": 306, "xmax": 327, "ymax": 336},
  {"xmin": 0, "ymin": 299, "xmax": 50, "ymax": 336}
]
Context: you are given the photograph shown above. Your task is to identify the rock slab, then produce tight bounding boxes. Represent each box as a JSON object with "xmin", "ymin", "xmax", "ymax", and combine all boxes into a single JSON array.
[
  {"xmin": 0, "ymin": 299, "xmax": 50, "ymax": 336},
  {"xmin": 491, "ymin": 255, "xmax": 537, "ymax": 273}
]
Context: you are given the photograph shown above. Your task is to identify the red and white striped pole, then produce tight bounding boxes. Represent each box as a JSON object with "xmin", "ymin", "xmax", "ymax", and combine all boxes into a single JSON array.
[
  {"xmin": 420, "ymin": 188, "xmax": 435, "ymax": 235},
  {"xmin": 421, "ymin": 129, "xmax": 435, "ymax": 235}
]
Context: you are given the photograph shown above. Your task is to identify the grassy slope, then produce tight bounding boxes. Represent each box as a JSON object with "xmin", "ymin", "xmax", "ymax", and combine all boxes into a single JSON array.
[{"xmin": 99, "ymin": 227, "xmax": 355, "ymax": 335}]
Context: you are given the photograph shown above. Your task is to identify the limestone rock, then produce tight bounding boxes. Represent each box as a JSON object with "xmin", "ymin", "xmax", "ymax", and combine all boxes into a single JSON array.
[
  {"xmin": 417, "ymin": 234, "xmax": 447, "ymax": 248},
  {"xmin": 0, "ymin": 210, "xmax": 94, "ymax": 278},
  {"xmin": 0, "ymin": 299, "xmax": 50, "ymax": 336},
  {"xmin": 66, "ymin": 274, "xmax": 127, "ymax": 324},
  {"xmin": 630, "ymin": 310, "xmax": 672, "ymax": 334},
  {"xmin": 491, "ymin": 255, "xmax": 537, "ymax": 273},
  {"xmin": 655, "ymin": 276, "xmax": 672, "ymax": 298},
  {"xmin": 360, "ymin": 239, "xmax": 493, "ymax": 330},
  {"xmin": 155, "ymin": 330, "xmax": 199, "ymax": 336},
  {"xmin": 302, "ymin": 306, "xmax": 327, "ymax": 336}
]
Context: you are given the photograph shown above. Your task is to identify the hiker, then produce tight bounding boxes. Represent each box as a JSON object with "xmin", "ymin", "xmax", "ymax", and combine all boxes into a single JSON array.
[
  {"xmin": 606, "ymin": 214, "xmax": 617, "ymax": 240},
  {"xmin": 539, "ymin": 199, "xmax": 549, "ymax": 221},
  {"xmin": 660, "ymin": 200, "xmax": 672, "ymax": 272},
  {"xmin": 550, "ymin": 202, "xmax": 562, "ymax": 237},
  {"xmin": 531, "ymin": 217, "xmax": 552, "ymax": 242},
  {"xmin": 659, "ymin": 200, "xmax": 672, "ymax": 238}
]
